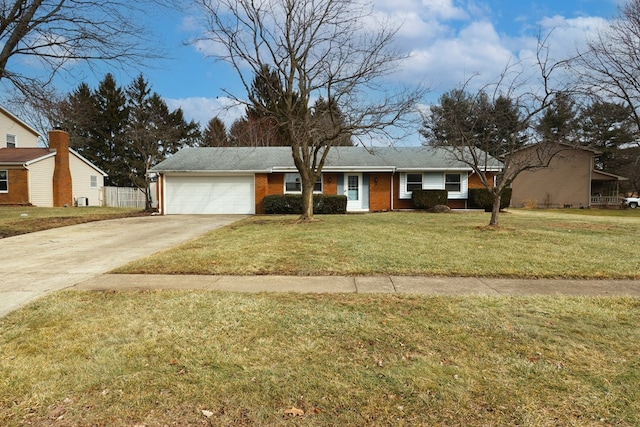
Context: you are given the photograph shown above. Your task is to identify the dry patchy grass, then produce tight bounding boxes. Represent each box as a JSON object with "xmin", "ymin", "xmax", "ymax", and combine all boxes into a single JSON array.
[
  {"xmin": 0, "ymin": 206, "xmax": 145, "ymax": 238},
  {"xmin": 117, "ymin": 210, "xmax": 640, "ymax": 279},
  {"xmin": 0, "ymin": 291, "xmax": 638, "ymax": 426}
]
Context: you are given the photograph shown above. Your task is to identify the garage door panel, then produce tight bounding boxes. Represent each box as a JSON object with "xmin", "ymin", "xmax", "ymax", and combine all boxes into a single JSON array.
[{"xmin": 165, "ymin": 175, "xmax": 254, "ymax": 214}]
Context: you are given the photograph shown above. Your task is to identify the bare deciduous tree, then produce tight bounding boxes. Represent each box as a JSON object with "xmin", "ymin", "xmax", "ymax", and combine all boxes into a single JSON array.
[
  {"xmin": 421, "ymin": 41, "xmax": 570, "ymax": 226},
  {"xmin": 0, "ymin": 0, "xmax": 174, "ymax": 99},
  {"xmin": 572, "ymin": 0, "xmax": 640, "ymax": 193},
  {"xmin": 193, "ymin": 0, "xmax": 423, "ymax": 220}
]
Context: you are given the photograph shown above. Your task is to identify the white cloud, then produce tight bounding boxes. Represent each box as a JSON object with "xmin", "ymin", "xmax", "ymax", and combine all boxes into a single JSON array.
[
  {"xmin": 164, "ymin": 96, "xmax": 245, "ymax": 128},
  {"xmin": 396, "ymin": 21, "xmax": 513, "ymax": 91},
  {"xmin": 182, "ymin": 0, "xmax": 615, "ymax": 113},
  {"xmin": 383, "ymin": 3, "xmax": 614, "ymax": 99},
  {"xmin": 420, "ymin": 0, "xmax": 468, "ymax": 20},
  {"xmin": 537, "ymin": 15, "xmax": 609, "ymax": 57}
]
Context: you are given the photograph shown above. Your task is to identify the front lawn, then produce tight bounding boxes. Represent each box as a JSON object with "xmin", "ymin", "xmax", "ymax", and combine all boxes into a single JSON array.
[
  {"xmin": 117, "ymin": 210, "xmax": 640, "ymax": 279},
  {"xmin": 1, "ymin": 291, "xmax": 638, "ymax": 426},
  {"xmin": 0, "ymin": 206, "xmax": 145, "ymax": 238}
]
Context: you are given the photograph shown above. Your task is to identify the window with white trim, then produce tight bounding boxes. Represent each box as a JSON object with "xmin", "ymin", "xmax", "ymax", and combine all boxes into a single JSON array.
[
  {"xmin": 0, "ymin": 170, "xmax": 8, "ymax": 192},
  {"xmin": 445, "ymin": 174, "xmax": 461, "ymax": 192},
  {"xmin": 406, "ymin": 173, "xmax": 423, "ymax": 192},
  {"xmin": 90, "ymin": 175, "xmax": 98, "ymax": 188},
  {"xmin": 6, "ymin": 134, "xmax": 16, "ymax": 148},
  {"xmin": 284, "ymin": 173, "xmax": 322, "ymax": 193}
]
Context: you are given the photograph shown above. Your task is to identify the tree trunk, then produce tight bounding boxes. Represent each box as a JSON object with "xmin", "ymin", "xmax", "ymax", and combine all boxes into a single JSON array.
[
  {"xmin": 489, "ymin": 191, "xmax": 502, "ymax": 226},
  {"xmin": 299, "ymin": 181, "xmax": 315, "ymax": 221}
]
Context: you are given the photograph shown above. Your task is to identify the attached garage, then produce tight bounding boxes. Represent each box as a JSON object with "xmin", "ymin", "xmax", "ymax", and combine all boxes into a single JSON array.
[{"xmin": 164, "ymin": 175, "xmax": 255, "ymax": 214}]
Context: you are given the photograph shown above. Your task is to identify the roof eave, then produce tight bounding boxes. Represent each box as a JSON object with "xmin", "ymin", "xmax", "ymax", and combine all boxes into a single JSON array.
[
  {"xmin": 272, "ymin": 166, "xmax": 397, "ymax": 173},
  {"xmin": 69, "ymin": 148, "xmax": 108, "ymax": 176},
  {"xmin": 153, "ymin": 169, "xmax": 273, "ymax": 174},
  {"xmin": 0, "ymin": 105, "xmax": 42, "ymax": 138},
  {"xmin": 24, "ymin": 152, "xmax": 56, "ymax": 165}
]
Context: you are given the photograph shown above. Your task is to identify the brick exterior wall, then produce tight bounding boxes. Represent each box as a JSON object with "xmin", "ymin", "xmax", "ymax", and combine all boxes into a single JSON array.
[
  {"xmin": 0, "ymin": 169, "xmax": 30, "ymax": 205},
  {"xmin": 254, "ymin": 173, "xmax": 269, "ymax": 214},
  {"xmin": 252, "ymin": 171, "xmax": 497, "ymax": 213},
  {"xmin": 323, "ymin": 173, "xmax": 337, "ymax": 195},
  {"xmin": 49, "ymin": 130, "xmax": 73, "ymax": 207},
  {"xmin": 468, "ymin": 172, "xmax": 491, "ymax": 189},
  {"xmin": 369, "ymin": 173, "xmax": 392, "ymax": 211},
  {"xmin": 267, "ymin": 173, "xmax": 285, "ymax": 195}
]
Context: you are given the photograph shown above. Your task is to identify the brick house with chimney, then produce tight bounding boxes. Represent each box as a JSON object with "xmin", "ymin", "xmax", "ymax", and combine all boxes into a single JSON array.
[{"xmin": 1, "ymin": 106, "xmax": 107, "ymax": 207}]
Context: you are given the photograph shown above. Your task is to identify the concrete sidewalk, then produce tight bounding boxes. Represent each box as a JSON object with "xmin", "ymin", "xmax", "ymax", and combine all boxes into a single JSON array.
[{"xmin": 73, "ymin": 274, "xmax": 640, "ymax": 297}]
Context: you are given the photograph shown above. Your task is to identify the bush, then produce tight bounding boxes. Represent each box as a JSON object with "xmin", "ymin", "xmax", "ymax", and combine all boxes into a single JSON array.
[
  {"xmin": 412, "ymin": 189, "xmax": 448, "ymax": 209},
  {"xmin": 468, "ymin": 188, "xmax": 512, "ymax": 212},
  {"xmin": 263, "ymin": 194, "xmax": 347, "ymax": 214}
]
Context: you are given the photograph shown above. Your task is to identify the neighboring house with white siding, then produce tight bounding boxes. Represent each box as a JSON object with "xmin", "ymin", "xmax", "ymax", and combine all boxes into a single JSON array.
[
  {"xmin": 0, "ymin": 106, "xmax": 40, "ymax": 149},
  {"xmin": 0, "ymin": 107, "xmax": 107, "ymax": 207}
]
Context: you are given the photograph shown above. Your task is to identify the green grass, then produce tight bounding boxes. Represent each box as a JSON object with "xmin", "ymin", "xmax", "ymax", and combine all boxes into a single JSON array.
[
  {"xmin": 0, "ymin": 206, "xmax": 145, "ymax": 238},
  {"xmin": 1, "ymin": 291, "xmax": 638, "ymax": 426},
  {"xmin": 117, "ymin": 210, "xmax": 640, "ymax": 279}
]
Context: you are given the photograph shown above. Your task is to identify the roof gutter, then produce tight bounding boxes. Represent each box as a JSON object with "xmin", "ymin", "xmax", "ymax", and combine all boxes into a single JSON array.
[
  {"xmin": 152, "ymin": 169, "xmax": 273, "ymax": 174},
  {"xmin": 271, "ymin": 166, "xmax": 397, "ymax": 173}
]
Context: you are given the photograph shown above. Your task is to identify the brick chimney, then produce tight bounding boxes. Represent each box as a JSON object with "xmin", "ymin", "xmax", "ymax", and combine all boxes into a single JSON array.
[{"xmin": 49, "ymin": 130, "xmax": 73, "ymax": 207}]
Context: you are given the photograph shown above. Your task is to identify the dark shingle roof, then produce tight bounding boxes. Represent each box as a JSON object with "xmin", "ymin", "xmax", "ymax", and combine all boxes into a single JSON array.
[
  {"xmin": 151, "ymin": 146, "xmax": 502, "ymax": 172},
  {"xmin": 0, "ymin": 148, "xmax": 53, "ymax": 164}
]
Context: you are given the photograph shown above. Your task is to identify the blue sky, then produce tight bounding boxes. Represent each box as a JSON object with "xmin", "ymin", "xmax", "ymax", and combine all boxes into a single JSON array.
[{"xmin": 37, "ymin": 0, "xmax": 625, "ymax": 131}]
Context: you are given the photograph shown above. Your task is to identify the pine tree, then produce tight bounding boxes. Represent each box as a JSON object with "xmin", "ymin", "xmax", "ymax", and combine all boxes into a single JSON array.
[
  {"xmin": 93, "ymin": 74, "xmax": 130, "ymax": 186},
  {"xmin": 578, "ymin": 101, "xmax": 635, "ymax": 172},
  {"xmin": 535, "ymin": 92, "xmax": 579, "ymax": 143},
  {"xmin": 202, "ymin": 117, "xmax": 230, "ymax": 146},
  {"xmin": 125, "ymin": 74, "xmax": 201, "ymax": 207}
]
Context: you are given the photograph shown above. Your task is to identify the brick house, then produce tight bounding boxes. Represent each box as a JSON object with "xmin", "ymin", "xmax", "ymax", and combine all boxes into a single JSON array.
[
  {"xmin": 151, "ymin": 146, "xmax": 502, "ymax": 214},
  {"xmin": 0, "ymin": 107, "xmax": 107, "ymax": 207}
]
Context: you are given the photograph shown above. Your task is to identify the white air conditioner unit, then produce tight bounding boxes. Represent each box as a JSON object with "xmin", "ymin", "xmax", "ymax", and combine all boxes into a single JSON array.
[{"xmin": 76, "ymin": 197, "xmax": 89, "ymax": 207}]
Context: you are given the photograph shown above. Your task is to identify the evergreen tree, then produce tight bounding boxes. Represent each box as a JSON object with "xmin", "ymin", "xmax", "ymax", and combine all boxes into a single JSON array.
[
  {"xmin": 423, "ymin": 89, "xmax": 525, "ymax": 158},
  {"xmin": 243, "ymin": 65, "xmax": 296, "ymax": 146},
  {"xmin": 92, "ymin": 74, "xmax": 130, "ymax": 186},
  {"xmin": 578, "ymin": 101, "xmax": 636, "ymax": 172},
  {"xmin": 56, "ymin": 73, "xmax": 201, "ymax": 198},
  {"xmin": 202, "ymin": 117, "xmax": 230, "ymax": 146},
  {"xmin": 56, "ymin": 82, "xmax": 98, "ymax": 152},
  {"xmin": 312, "ymin": 97, "xmax": 353, "ymax": 146},
  {"xmin": 535, "ymin": 92, "xmax": 579, "ymax": 143},
  {"xmin": 125, "ymin": 75, "xmax": 201, "ymax": 207}
]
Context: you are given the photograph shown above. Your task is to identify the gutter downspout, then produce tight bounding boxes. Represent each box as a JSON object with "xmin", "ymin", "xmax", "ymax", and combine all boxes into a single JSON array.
[
  {"xmin": 391, "ymin": 172, "xmax": 394, "ymax": 211},
  {"xmin": 159, "ymin": 173, "xmax": 165, "ymax": 215}
]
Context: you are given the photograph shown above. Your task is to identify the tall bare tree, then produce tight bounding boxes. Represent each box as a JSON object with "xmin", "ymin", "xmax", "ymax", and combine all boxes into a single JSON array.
[
  {"xmin": 0, "ymin": 0, "xmax": 175, "ymax": 99},
  {"xmin": 573, "ymin": 0, "xmax": 640, "ymax": 153},
  {"xmin": 193, "ymin": 0, "xmax": 422, "ymax": 220},
  {"xmin": 421, "ymin": 42, "xmax": 570, "ymax": 226},
  {"xmin": 570, "ymin": 0, "xmax": 640, "ymax": 198}
]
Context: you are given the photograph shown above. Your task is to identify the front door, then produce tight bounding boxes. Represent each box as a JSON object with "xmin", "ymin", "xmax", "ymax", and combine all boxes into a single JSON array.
[{"xmin": 345, "ymin": 173, "xmax": 362, "ymax": 211}]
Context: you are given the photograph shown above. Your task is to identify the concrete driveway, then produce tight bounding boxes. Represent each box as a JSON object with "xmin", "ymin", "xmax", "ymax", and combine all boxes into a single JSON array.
[{"xmin": 0, "ymin": 214, "xmax": 246, "ymax": 317}]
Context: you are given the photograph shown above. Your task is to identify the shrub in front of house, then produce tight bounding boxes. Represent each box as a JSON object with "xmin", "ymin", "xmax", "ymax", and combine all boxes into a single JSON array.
[
  {"xmin": 412, "ymin": 189, "xmax": 448, "ymax": 209},
  {"xmin": 468, "ymin": 188, "xmax": 512, "ymax": 211},
  {"xmin": 263, "ymin": 194, "xmax": 347, "ymax": 214}
]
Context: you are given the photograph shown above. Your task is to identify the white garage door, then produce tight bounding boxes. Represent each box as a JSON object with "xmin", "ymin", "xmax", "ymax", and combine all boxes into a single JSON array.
[{"xmin": 165, "ymin": 175, "xmax": 255, "ymax": 214}]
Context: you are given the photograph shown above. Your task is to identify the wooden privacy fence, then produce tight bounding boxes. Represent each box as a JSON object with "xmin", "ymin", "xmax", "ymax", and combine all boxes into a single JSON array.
[{"xmin": 103, "ymin": 186, "xmax": 146, "ymax": 208}]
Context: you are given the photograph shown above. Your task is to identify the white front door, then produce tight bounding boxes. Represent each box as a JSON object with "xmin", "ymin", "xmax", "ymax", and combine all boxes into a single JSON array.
[{"xmin": 345, "ymin": 173, "xmax": 362, "ymax": 211}]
